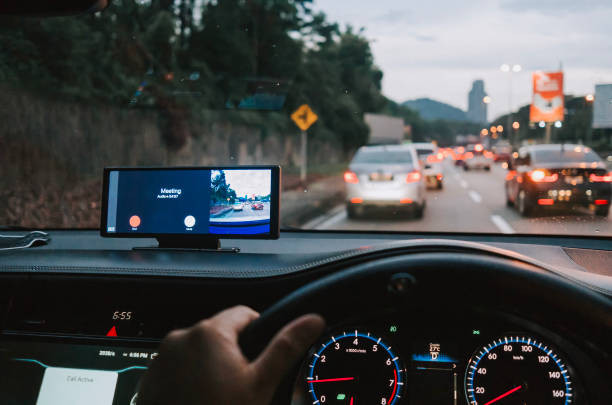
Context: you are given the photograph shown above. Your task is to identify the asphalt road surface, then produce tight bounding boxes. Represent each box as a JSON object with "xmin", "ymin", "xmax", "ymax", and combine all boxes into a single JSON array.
[
  {"xmin": 305, "ymin": 160, "xmax": 611, "ymax": 236},
  {"xmin": 215, "ymin": 202, "xmax": 270, "ymax": 219}
]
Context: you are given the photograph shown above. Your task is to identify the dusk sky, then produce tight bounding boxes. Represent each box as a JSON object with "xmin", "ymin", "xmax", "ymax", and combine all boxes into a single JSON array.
[{"xmin": 313, "ymin": 0, "xmax": 612, "ymax": 120}]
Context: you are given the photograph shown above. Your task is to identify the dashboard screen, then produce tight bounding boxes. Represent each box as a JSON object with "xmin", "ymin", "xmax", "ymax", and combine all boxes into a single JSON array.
[
  {"xmin": 0, "ymin": 339, "xmax": 155, "ymax": 405},
  {"xmin": 101, "ymin": 166, "xmax": 280, "ymax": 238}
]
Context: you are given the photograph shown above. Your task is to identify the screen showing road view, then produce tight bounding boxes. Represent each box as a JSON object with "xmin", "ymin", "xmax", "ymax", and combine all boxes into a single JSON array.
[
  {"xmin": 104, "ymin": 168, "xmax": 273, "ymax": 236},
  {"xmin": 0, "ymin": 1, "xmax": 611, "ymax": 236},
  {"xmin": 209, "ymin": 169, "xmax": 272, "ymax": 235}
]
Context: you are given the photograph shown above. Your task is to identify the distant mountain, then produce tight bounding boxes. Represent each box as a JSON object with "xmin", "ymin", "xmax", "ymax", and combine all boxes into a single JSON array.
[{"xmin": 402, "ymin": 98, "xmax": 468, "ymax": 122}]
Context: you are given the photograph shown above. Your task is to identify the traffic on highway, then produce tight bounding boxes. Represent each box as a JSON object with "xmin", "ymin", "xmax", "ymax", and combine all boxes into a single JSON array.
[
  {"xmin": 2, "ymin": 0, "xmax": 611, "ymax": 243},
  {"xmin": 305, "ymin": 142, "xmax": 612, "ymax": 236}
]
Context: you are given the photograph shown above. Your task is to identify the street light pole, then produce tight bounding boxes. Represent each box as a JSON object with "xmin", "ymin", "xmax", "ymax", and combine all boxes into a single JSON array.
[
  {"xmin": 507, "ymin": 70, "xmax": 513, "ymax": 140},
  {"xmin": 585, "ymin": 94, "xmax": 594, "ymax": 146},
  {"xmin": 501, "ymin": 64, "xmax": 521, "ymax": 142},
  {"xmin": 512, "ymin": 121, "xmax": 520, "ymax": 148}
]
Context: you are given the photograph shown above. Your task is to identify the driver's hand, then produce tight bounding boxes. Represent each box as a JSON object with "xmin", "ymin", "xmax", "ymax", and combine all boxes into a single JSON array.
[{"xmin": 137, "ymin": 305, "xmax": 325, "ymax": 405}]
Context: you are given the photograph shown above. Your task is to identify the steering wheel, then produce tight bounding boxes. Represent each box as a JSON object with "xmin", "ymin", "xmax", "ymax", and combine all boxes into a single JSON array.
[{"xmin": 239, "ymin": 249, "xmax": 612, "ymax": 404}]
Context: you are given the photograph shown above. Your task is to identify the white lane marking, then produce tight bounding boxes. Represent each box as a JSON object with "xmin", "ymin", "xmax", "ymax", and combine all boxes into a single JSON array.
[
  {"xmin": 316, "ymin": 209, "xmax": 347, "ymax": 229},
  {"xmin": 460, "ymin": 180, "xmax": 469, "ymax": 188},
  {"xmin": 468, "ymin": 190, "xmax": 482, "ymax": 203},
  {"xmin": 302, "ymin": 204, "xmax": 345, "ymax": 229},
  {"xmin": 490, "ymin": 215, "xmax": 515, "ymax": 234}
]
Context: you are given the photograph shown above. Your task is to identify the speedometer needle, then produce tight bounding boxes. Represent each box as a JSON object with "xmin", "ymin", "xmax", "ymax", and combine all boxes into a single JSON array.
[
  {"xmin": 309, "ymin": 377, "xmax": 355, "ymax": 383},
  {"xmin": 483, "ymin": 385, "xmax": 522, "ymax": 405}
]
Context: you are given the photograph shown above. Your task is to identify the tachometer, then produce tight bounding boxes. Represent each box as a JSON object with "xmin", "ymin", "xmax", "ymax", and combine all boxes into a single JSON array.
[
  {"xmin": 307, "ymin": 330, "xmax": 404, "ymax": 405},
  {"xmin": 465, "ymin": 336, "xmax": 572, "ymax": 405}
]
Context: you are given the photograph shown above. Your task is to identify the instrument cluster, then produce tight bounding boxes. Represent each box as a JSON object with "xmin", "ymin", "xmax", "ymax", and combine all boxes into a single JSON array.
[{"xmin": 292, "ymin": 311, "xmax": 581, "ymax": 405}]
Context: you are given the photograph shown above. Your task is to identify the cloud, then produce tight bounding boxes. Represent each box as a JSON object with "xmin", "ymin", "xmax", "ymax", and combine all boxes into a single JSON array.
[
  {"xmin": 413, "ymin": 33, "xmax": 437, "ymax": 42},
  {"xmin": 312, "ymin": 0, "xmax": 612, "ymax": 118},
  {"xmin": 372, "ymin": 9, "xmax": 412, "ymax": 24},
  {"xmin": 500, "ymin": 0, "xmax": 612, "ymax": 14}
]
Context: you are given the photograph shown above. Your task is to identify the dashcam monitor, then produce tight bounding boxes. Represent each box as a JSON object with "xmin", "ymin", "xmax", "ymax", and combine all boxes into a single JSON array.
[{"xmin": 101, "ymin": 166, "xmax": 280, "ymax": 239}]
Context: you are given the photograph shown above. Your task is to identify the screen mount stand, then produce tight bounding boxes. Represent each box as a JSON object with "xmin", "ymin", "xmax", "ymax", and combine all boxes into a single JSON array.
[{"xmin": 133, "ymin": 236, "xmax": 240, "ymax": 253}]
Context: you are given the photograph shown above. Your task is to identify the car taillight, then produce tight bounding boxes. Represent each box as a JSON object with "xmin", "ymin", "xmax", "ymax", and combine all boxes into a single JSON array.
[
  {"xmin": 427, "ymin": 154, "xmax": 441, "ymax": 163},
  {"xmin": 589, "ymin": 172, "xmax": 612, "ymax": 182},
  {"xmin": 344, "ymin": 171, "xmax": 359, "ymax": 184},
  {"xmin": 406, "ymin": 171, "xmax": 421, "ymax": 183},
  {"xmin": 529, "ymin": 169, "xmax": 558, "ymax": 183}
]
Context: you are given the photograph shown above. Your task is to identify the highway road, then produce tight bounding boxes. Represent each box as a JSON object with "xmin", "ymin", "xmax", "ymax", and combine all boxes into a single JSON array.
[
  {"xmin": 213, "ymin": 202, "xmax": 270, "ymax": 220},
  {"xmin": 304, "ymin": 160, "xmax": 612, "ymax": 236}
]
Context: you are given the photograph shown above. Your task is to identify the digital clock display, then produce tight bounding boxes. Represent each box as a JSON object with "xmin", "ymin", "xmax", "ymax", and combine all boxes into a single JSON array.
[{"xmin": 112, "ymin": 311, "xmax": 132, "ymax": 321}]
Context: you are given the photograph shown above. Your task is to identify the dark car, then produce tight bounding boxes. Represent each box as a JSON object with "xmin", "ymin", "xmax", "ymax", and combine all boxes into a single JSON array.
[{"xmin": 505, "ymin": 144, "xmax": 611, "ymax": 216}]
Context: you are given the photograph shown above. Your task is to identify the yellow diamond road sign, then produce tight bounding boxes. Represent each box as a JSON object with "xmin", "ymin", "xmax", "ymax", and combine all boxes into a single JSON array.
[{"xmin": 291, "ymin": 104, "xmax": 318, "ymax": 131}]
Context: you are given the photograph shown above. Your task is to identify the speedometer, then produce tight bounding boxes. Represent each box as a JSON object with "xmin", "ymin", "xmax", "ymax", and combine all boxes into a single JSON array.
[
  {"xmin": 465, "ymin": 336, "xmax": 572, "ymax": 405},
  {"xmin": 307, "ymin": 330, "xmax": 404, "ymax": 405}
]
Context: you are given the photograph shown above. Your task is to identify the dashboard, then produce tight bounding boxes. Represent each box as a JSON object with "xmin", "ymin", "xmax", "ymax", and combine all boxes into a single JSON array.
[{"xmin": 0, "ymin": 231, "xmax": 611, "ymax": 405}]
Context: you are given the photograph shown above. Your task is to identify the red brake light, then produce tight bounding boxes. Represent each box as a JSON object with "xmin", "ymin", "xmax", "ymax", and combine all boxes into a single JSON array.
[
  {"xmin": 594, "ymin": 199, "xmax": 609, "ymax": 205},
  {"xmin": 538, "ymin": 199, "xmax": 555, "ymax": 205},
  {"xmin": 589, "ymin": 172, "xmax": 612, "ymax": 182},
  {"xmin": 427, "ymin": 153, "xmax": 443, "ymax": 163},
  {"xmin": 406, "ymin": 171, "xmax": 421, "ymax": 183},
  {"xmin": 344, "ymin": 171, "xmax": 359, "ymax": 184},
  {"xmin": 529, "ymin": 169, "xmax": 558, "ymax": 183},
  {"xmin": 475, "ymin": 144, "xmax": 484, "ymax": 152}
]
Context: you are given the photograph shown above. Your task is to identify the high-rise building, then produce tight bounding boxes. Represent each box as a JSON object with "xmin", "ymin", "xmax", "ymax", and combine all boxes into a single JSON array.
[{"xmin": 467, "ymin": 80, "xmax": 487, "ymax": 124}]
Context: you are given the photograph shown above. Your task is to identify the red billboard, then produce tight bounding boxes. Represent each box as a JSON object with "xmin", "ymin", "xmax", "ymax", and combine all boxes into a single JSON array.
[{"xmin": 530, "ymin": 71, "xmax": 564, "ymax": 123}]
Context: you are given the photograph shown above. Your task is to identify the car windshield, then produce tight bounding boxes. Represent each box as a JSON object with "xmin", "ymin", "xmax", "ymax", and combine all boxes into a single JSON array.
[
  {"xmin": 416, "ymin": 149, "xmax": 435, "ymax": 157},
  {"xmin": 533, "ymin": 149, "xmax": 602, "ymax": 163},
  {"xmin": 1, "ymin": 0, "xmax": 611, "ymax": 236}
]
